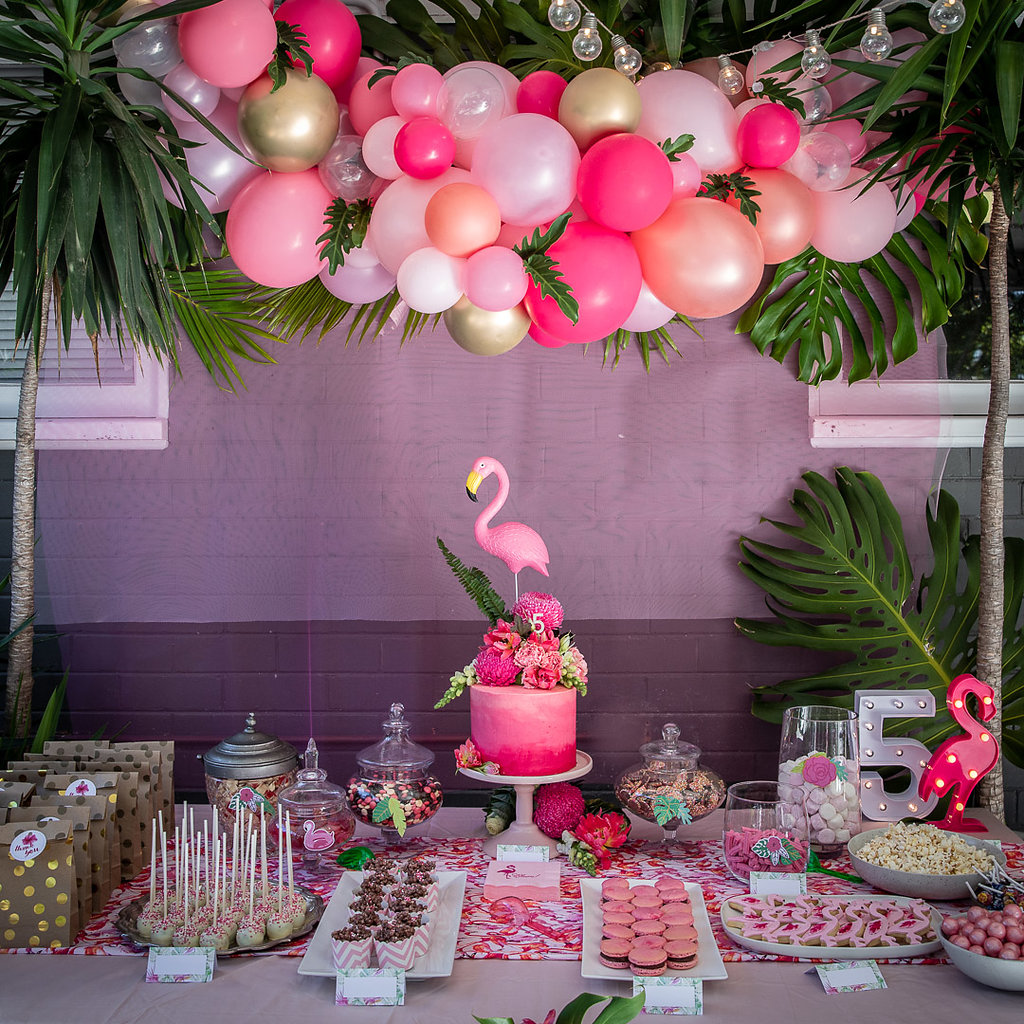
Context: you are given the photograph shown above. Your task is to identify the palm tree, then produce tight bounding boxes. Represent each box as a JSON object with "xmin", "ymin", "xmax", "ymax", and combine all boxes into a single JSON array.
[{"xmin": 0, "ymin": 0, "xmax": 279, "ymax": 737}]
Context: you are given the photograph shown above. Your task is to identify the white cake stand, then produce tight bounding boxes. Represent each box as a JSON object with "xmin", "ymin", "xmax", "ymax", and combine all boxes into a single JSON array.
[{"xmin": 459, "ymin": 750, "xmax": 593, "ymax": 858}]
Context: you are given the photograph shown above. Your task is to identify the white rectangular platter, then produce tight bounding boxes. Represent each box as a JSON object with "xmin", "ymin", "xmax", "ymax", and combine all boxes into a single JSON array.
[
  {"xmin": 720, "ymin": 893, "xmax": 941, "ymax": 960},
  {"xmin": 580, "ymin": 879, "xmax": 728, "ymax": 982},
  {"xmin": 298, "ymin": 870, "xmax": 467, "ymax": 980}
]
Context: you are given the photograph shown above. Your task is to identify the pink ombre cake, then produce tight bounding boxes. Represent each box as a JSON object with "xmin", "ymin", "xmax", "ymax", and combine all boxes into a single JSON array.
[{"xmin": 470, "ymin": 684, "xmax": 576, "ymax": 776}]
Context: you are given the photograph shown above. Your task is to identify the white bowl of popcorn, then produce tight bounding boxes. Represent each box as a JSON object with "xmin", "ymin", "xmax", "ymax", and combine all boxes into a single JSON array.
[{"xmin": 847, "ymin": 823, "xmax": 1006, "ymax": 899}]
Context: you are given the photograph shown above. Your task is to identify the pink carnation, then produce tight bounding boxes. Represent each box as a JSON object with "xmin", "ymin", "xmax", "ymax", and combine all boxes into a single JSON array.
[
  {"xmin": 567, "ymin": 646, "xmax": 587, "ymax": 685},
  {"xmin": 512, "ymin": 592, "xmax": 565, "ymax": 631},
  {"xmin": 521, "ymin": 651, "xmax": 563, "ymax": 689},
  {"xmin": 533, "ymin": 782, "xmax": 585, "ymax": 838},
  {"xmin": 475, "ymin": 646, "xmax": 521, "ymax": 686}
]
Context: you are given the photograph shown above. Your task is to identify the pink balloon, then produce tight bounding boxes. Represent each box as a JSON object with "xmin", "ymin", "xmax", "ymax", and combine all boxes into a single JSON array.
[
  {"xmin": 517, "ymin": 70, "xmax": 568, "ymax": 119},
  {"xmin": 577, "ymin": 133, "xmax": 673, "ymax": 232},
  {"xmin": 367, "ymin": 167, "xmax": 472, "ymax": 272},
  {"xmin": 523, "ymin": 220, "xmax": 642, "ymax": 344},
  {"xmin": 736, "ymin": 104, "xmax": 800, "ymax": 168},
  {"xmin": 465, "ymin": 246, "xmax": 528, "ymax": 311},
  {"xmin": 471, "ymin": 113, "xmax": 580, "ymax": 226},
  {"xmin": 391, "ymin": 64, "xmax": 444, "ymax": 120},
  {"xmin": 396, "ymin": 247, "xmax": 465, "ymax": 313},
  {"xmin": 226, "ymin": 168, "xmax": 333, "ymax": 287},
  {"xmin": 162, "ymin": 63, "xmax": 221, "ymax": 120},
  {"xmin": 319, "ymin": 260, "xmax": 396, "ymax": 303},
  {"xmin": 823, "ymin": 118, "xmax": 868, "ymax": 163},
  {"xmin": 334, "ymin": 56, "xmax": 381, "ymax": 105},
  {"xmin": 274, "ymin": 0, "xmax": 361, "ymax": 90},
  {"xmin": 360, "ymin": 115, "xmax": 404, "ymax": 180},
  {"xmin": 811, "ymin": 170, "xmax": 897, "ymax": 262},
  {"xmin": 178, "ymin": 0, "xmax": 277, "ymax": 90},
  {"xmin": 394, "ymin": 117, "xmax": 456, "ymax": 179},
  {"xmin": 826, "ymin": 31, "xmax": 926, "ymax": 112},
  {"xmin": 636, "ymin": 71, "xmax": 740, "ymax": 173},
  {"xmin": 621, "ymin": 280, "xmax": 674, "ymax": 333},
  {"xmin": 734, "ymin": 97, "xmax": 768, "ymax": 120},
  {"xmin": 348, "ymin": 71, "xmax": 397, "ymax": 136},
  {"xmin": 745, "ymin": 39, "xmax": 802, "ymax": 91},
  {"xmin": 670, "ymin": 152, "xmax": 702, "ymax": 198}
]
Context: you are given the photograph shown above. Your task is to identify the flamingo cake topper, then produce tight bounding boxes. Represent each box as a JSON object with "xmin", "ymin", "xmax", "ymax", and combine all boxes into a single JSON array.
[{"xmin": 466, "ymin": 456, "xmax": 549, "ymax": 599}]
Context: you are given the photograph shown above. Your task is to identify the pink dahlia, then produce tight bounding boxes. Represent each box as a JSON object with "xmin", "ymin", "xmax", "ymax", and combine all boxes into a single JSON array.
[
  {"xmin": 533, "ymin": 782, "xmax": 585, "ymax": 838},
  {"xmin": 474, "ymin": 646, "xmax": 521, "ymax": 686},
  {"xmin": 513, "ymin": 592, "xmax": 565, "ymax": 632}
]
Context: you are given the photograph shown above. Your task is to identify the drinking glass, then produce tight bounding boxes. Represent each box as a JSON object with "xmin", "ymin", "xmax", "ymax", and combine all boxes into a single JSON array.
[{"xmin": 722, "ymin": 780, "xmax": 810, "ymax": 882}]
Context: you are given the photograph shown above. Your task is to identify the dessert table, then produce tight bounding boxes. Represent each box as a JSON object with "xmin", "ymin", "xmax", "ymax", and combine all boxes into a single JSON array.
[{"xmin": 1, "ymin": 806, "xmax": 1021, "ymax": 1023}]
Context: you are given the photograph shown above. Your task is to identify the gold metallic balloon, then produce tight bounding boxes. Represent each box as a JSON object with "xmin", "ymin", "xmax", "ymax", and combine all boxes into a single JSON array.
[
  {"xmin": 558, "ymin": 67, "xmax": 643, "ymax": 151},
  {"xmin": 238, "ymin": 68, "xmax": 340, "ymax": 173},
  {"xmin": 444, "ymin": 296, "xmax": 530, "ymax": 356}
]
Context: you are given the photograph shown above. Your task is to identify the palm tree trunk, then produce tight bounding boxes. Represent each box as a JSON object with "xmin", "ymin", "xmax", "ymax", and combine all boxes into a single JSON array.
[
  {"xmin": 3, "ymin": 279, "xmax": 49, "ymax": 739},
  {"xmin": 976, "ymin": 180, "xmax": 1010, "ymax": 820}
]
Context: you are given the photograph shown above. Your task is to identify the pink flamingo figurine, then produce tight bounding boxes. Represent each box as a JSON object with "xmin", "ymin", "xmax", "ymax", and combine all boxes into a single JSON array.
[
  {"xmin": 918, "ymin": 673, "xmax": 999, "ymax": 832},
  {"xmin": 466, "ymin": 456, "xmax": 549, "ymax": 598},
  {"xmin": 301, "ymin": 819, "xmax": 335, "ymax": 852}
]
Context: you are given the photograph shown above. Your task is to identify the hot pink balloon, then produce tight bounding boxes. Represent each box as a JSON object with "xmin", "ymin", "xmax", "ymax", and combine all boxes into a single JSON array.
[
  {"xmin": 391, "ymin": 63, "xmax": 445, "ymax": 120},
  {"xmin": 736, "ymin": 103, "xmax": 800, "ymax": 168},
  {"xmin": 348, "ymin": 70, "xmax": 397, "ymax": 137},
  {"xmin": 811, "ymin": 170, "xmax": 897, "ymax": 263},
  {"xmin": 465, "ymin": 246, "xmax": 528, "ymax": 311},
  {"xmin": 178, "ymin": 0, "xmax": 277, "ymax": 89},
  {"xmin": 274, "ymin": 0, "xmax": 361, "ymax": 90},
  {"xmin": 319, "ymin": 260, "xmax": 396, "ymax": 303},
  {"xmin": 394, "ymin": 117, "xmax": 456, "ymax": 179},
  {"xmin": 636, "ymin": 71, "xmax": 740, "ymax": 173},
  {"xmin": 471, "ymin": 113, "xmax": 580, "ymax": 226},
  {"xmin": 529, "ymin": 323, "xmax": 570, "ymax": 348},
  {"xmin": 577, "ymin": 133, "xmax": 673, "ymax": 232},
  {"xmin": 396, "ymin": 247, "xmax": 465, "ymax": 314},
  {"xmin": 226, "ymin": 168, "xmax": 333, "ymax": 288},
  {"xmin": 360, "ymin": 115, "xmax": 404, "ymax": 180},
  {"xmin": 823, "ymin": 118, "xmax": 868, "ymax": 163},
  {"xmin": 517, "ymin": 70, "xmax": 568, "ymax": 119},
  {"xmin": 523, "ymin": 220, "xmax": 642, "ymax": 344},
  {"xmin": 162, "ymin": 63, "xmax": 221, "ymax": 120},
  {"xmin": 670, "ymin": 152, "xmax": 702, "ymax": 198},
  {"xmin": 745, "ymin": 39, "xmax": 802, "ymax": 91}
]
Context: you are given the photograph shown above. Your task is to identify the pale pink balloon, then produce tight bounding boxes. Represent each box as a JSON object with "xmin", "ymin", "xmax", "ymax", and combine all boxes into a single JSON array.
[
  {"xmin": 495, "ymin": 221, "xmax": 541, "ymax": 248},
  {"xmin": 348, "ymin": 70, "xmax": 397, "ymax": 136},
  {"xmin": 226, "ymin": 168, "xmax": 333, "ymax": 288},
  {"xmin": 621, "ymin": 280, "xmax": 674, "ymax": 333},
  {"xmin": 465, "ymin": 246, "xmax": 528, "ymax": 311},
  {"xmin": 636, "ymin": 71, "xmax": 740, "ymax": 173},
  {"xmin": 892, "ymin": 186, "xmax": 919, "ymax": 232},
  {"xmin": 471, "ymin": 113, "xmax": 580, "ymax": 226},
  {"xmin": 811, "ymin": 170, "xmax": 897, "ymax": 262},
  {"xmin": 344, "ymin": 239, "xmax": 381, "ymax": 269},
  {"xmin": 823, "ymin": 118, "xmax": 868, "ymax": 162},
  {"xmin": 360, "ymin": 115, "xmax": 404, "ymax": 180},
  {"xmin": 367, "ymin": 167, "xmax": 472, "ymax": 272},
  {"xmin": 319, "ymin": 260, "xmax": 396, "ymax": 303},
  {"xmin": 734, "ymin": 98, "xmax": 768, "ymax": 120},
  {"xmin": 162, "ymin": 63, "xmax": 221, "ymax": 120},
  {"xmin": 825, "ymin": 31, "xmax": 926, "ymax": 112},
  {"xmin": 178, "ymin": 0, "xmax": 277, "ymax": 89},
  {"xmin": 396, "ymin": 247, "xmax": 465, "ymax": 313},
  {"xmin": 392, "ymin": 63, "xmax": 444, "ymax": 120},
  {"xmin": 745, "ymin": 39, "xmax": 802, "ymax": 91},
  {"xmin": 669, "ymin": 152, "xmax": 702, "ymax": 198}
]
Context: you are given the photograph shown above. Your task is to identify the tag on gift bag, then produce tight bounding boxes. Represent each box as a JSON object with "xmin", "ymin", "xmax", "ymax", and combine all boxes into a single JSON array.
[
  {"xmin": 32, "ymin": 792, "xmax": 111, "ymax": 911},
  {"xmin": 0, "ymin": 821, "xmax": 76, "ymax": 949}
]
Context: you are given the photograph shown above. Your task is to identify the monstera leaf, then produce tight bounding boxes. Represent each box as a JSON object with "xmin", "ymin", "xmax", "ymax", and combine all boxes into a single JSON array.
[{"xmin": 737, "ymin": 468, "xmax": 1024, "ymax": 768}]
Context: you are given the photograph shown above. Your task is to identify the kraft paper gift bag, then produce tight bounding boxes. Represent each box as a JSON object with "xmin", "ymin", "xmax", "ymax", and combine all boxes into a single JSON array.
[
  {"xmin": 0, "ymin": 821, "xmax": 76, "ymax": 949},
  {"xmin": 82, "ymin": 752, "xmax": 155, "ymax": 864},
  {"xmin": 43, "ymin": 774, "xmax": 123, "ymax": 894},
  {"xmin": 32, "ymin": 792, "xmax": 111, "ymax": 912},
  {"xmin": 43, "ymin": 739, "xmax": 108, "ymax": 758},
  {"xmin": 0, "ymin": 781, "xmax": 36, "ymax": 809},
  {"xmin": 68, "ymin": 770, "xmax": 142, "ymax": 880},
  {"xmin": 114, "ymin": 740, "xmax": 174, "ymax": 818}
]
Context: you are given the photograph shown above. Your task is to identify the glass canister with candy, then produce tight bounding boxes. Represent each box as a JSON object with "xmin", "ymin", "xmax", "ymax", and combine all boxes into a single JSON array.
[{"xmin": 347, "ymin": 703, "xmax": 443, "ymax": 842}]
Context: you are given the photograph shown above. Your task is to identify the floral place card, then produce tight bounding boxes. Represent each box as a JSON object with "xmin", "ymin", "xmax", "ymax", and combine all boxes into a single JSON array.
[
  {"xmin": 496, "ymin": 844, "xmax": 550, "ymax": 862},
  {"xmin": 749, "ymin": 871, "xmax": 807, "ymax": 895},
  {"xmin": 336, "ymin": 968, "xmax": 405, "ymax": 1006},
  {"xmin": 145, "ymin": 947, "xmax": 216, "ymax": 983},
  {"xmin": 815, "ymin": 960, "xmax": 886, "ymax": 994},
  {"xmin": 632, "ymin": 977, "xmax": 703, "ymax": 1014}
]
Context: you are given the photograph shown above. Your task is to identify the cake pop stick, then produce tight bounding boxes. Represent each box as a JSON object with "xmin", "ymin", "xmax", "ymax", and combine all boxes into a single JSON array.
[
  {"xmin": 148, "ymin": 818, "xmax": 157, "ymax": 904},
  {"xmin": 260, "ymin": 807, "xmax": 268, "ymax": 904},
  {"xmin": 286, "ymin": 810, "xmax": 294, "ymax": 899},
  {"xmin": 277, "ymin": 818, "xmax": 284, "ymax": 914},
  {"xmin": 212, "ymin": 833, "xmax": 219, "ymax": 929},
  {"xmin": 174, "ymin": 826, "xmax": 181, "ymax": 905},
  {"xmin": 231, "ymin": 812, "xmax": 239, "ymax": 904},
  {"xmin": 161, "ymin": 822, "xmax": 168, "ymax": 918}
]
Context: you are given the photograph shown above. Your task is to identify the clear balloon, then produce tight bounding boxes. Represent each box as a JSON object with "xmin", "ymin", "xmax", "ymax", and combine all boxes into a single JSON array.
[
  {"xmin": 783, "ymin": 131, "xmax": 851, "ymax": 191},
  {"xmin": 319, "ymin": 259, "xmax": 396, "ymax": 303},
  {"xmin": 394, "ymin": 117, "xmax": 456, "ymax": 180},
  {"xmin": 621, "ymin": 280, "xmax": 674, "ymax": 333},
  {"xmin": 391, "ymin": 63, "xmax": 445, "ymax": 120},
  {"xmin": 396, "ymin": 247, "xmax": 465, "ymax": 314},
  {"xmin": 274, "ymin": 0, "xmax": 361, "ymax": 90},
  {"xmin": 811, "ymin": 170, "xmax": 897, "ymax": 262},
  {"xmin": 162, "ymin": 62, "xmax": 221, "ymax": 120},
  {"xmin": 465, "ymin": 246, "xmax": 528, "ymax": 311},
  {"xmin": 113, "ymin": 8, "xmax": 181, "ymax": 77},
  {"xmin": 576, "ymin": 133, "xmax": 673, "ymax": 231},
  {"xmin": 438, "ymin": 65, "xmax": 507, "ymax": 142},
  {"xmin": 178, "ymin": 0, "xmax": 278, "ymax": 89},
  {"xmin": 318, "ymin": 134, "xmax": 378, "ymax": 201},
  {"xmin": 118, "ymin": 71, "xmax": 164, "ymax": 107},
  {"xmin": 790, "ymin": 76, "xmax": 832, "ymax": 128},
  {"xmin": 425, "ymin": 183, "xmax": 501, "ymax": 258},
  {"xmin": 736, "ymin": 103, "xmax": 800, "ymax": 168},
  {"xmin": 360, "ymin": 115, "xmax": 404, "ymax": 180}
]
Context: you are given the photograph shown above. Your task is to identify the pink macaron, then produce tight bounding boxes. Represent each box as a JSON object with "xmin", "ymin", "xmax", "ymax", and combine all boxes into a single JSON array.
[
  {"xmin": 628, "ymin": 944, "xmax": 666, "ymax": 976},
  {"xmin": 599, "ymin": 937, "xmax": 632, "ymax": 970}
]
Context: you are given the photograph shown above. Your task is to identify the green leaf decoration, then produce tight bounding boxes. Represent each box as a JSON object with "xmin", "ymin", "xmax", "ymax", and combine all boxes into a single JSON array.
[
  {"xmin": 751, "ymin": 77, "xmax": 805, "ymax": 116},
  {"xmin": 556, "ymin": 991, "xmax": 645, "ymax": 1024},
  {"xmin": 700, "ymin": 173, "xmax": 761, "ymax": 225},
  {"xmin": 653, "ymin": 793, "xmax": 691, "ymax": 826},
  {"xmin": 317, "ymin": 198, "xmax": 372, "ymax": 275},
  {"xmin": 389, "ymin": 796, "xmax": 407, "ymax": 836},
  {"xmin": 437, "ymin": 536, "xmax": 510, "ymax": 625},
  {"xmin": 268, "ymin": 20, "xmax": 315, "ymax": 91},
  {"xmin": 737, "ymin": 468, "xmax": 1024, "ymax": 768},
  {"xmin": 659, "ymin": 134, "xmax": 695, "ymax": 162},
  {"xmin": 371, "ymin": 801, "xmax": 392, "ymax": 824},
  {"xmin": 335, "ymin": 846, "xmax": 375, "ymax": 869},
  {"xmin": 514, "ymin": 212, "xmax": 578, "ymax": 325}
]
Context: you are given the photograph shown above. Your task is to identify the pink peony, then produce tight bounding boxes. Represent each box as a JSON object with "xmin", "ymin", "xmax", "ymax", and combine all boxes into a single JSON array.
[
  {"xmin": 482, "ymin": 619, "xmax": 521, "ymax": 659},
  {"xmin": 512, "ymin": 592, "xmax": 565, "ymax": 632},
  {"xmin": 533, "ymin": 782, "xmax": 585, "ymax": 838},
  {"xmin": 475, "ymin": 646, "xmax": 521, "ymax": 686}
]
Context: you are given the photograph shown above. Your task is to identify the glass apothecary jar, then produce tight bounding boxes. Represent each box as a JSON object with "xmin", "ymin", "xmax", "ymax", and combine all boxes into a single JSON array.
[
  {"xmin": 346, "ymin": 703, "xmax": 443, "ymax": 842},
  {"xmin": 614, "ymin": 722, "xmax": 726, "ymax": 856},
  {"xmin": 275, "ymin": 737, "xmax": 356, "ymax": 865}
]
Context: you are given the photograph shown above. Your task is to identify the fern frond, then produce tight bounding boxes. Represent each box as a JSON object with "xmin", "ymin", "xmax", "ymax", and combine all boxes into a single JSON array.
[{"xmin": 437, "ymin": 536, "xmax": 509, "ymax": 625}]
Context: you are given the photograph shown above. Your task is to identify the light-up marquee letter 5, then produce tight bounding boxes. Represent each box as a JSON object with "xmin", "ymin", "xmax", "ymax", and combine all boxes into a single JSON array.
[{"xmin": 855, "ymin": 690, "xmax": 938, "ymax": 821}]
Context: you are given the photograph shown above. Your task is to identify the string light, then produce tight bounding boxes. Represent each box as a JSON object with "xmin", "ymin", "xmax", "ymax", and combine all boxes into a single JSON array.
[
  {"xmin": 716, "ymin": 55, "xmax": 746, "ymax": 95},
  {"xmin": 928, "ymin": 0, "xmax": 966, "ymax": 34},
  {"xmin": 800, "ymin": 28, "xmax": 831, "ymax": 78},
  {"xmin": 571, "ymin": 12, "xmax": 603, "ymax": 61},
  {"xmin": 860, "ymin": 7, "xmax": 894, "ymax": 62},
  {"xmin": 611, "ymin": 34, "xmax": 643, "ymax": 77},
  {"xmin": 547, "ymin": 0, "xmax": 581, "ymax": 32}
]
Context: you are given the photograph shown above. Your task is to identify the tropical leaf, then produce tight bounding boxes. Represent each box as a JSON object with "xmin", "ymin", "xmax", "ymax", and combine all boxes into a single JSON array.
[
  {"xmin": 737, "ymin": 469, "xmax": 1024, "ymax": 767},
  {"xmin": 514, "ymin": 212, "xmax": 578, "ymax": 324},
  {"xmin": 317, "ymin": 198, "xmax": 372, "ymax": 274}
]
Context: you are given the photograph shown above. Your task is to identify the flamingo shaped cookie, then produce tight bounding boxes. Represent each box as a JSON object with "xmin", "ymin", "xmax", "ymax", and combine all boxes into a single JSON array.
[
  {"xmin": 302, "ymin": 819, "xmax": 335, "ymax": 852},
  {"xmin": 918, "ymin": 674, "xmax": 999, "ymax": 832},
  {"xmin": 466, "ymin": 456, "xmax": 549, "ymax": 597}
]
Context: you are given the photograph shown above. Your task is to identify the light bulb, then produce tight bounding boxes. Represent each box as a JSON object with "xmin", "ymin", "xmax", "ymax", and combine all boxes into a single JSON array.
[
  {"xmin": 800, "ymin": 29, "xmax": 831, "ymax": 79},
  {"xmin": 611, "ymin": 34, "xmax": 642, "ymax": 77},
  {"xmin": 572, "ymin": 13, "xmax": 602, "ymax": 62},
  {"xmin": 928, "ymin": 0, "xmax": 966, "ymax": 34},
  {"xmin": 860, "ymin": 8, "xmax": 893, "ymax": 62},
  {"xmin": 716, "ymin": 55, "xmax": 745, "ymax": 96},
  {"xmin": 547, "ymin": 0, "xmax": 581, "ymax": 32}
]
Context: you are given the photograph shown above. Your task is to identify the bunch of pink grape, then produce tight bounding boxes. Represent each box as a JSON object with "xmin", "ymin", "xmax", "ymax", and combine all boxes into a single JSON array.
[{"xmin": 941, "ymin": 904, "xmax": 1024, "ymax": 960}]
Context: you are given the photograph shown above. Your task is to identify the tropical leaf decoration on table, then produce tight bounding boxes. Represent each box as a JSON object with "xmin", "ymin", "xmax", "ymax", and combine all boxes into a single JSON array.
[
  {"xmin": 737, "ymin": 469, "xmax": 1024, "ymax": 769},
  {"xmin": 371, "ymin": 796, "xmax": 408, "ymax": 836},
  {"xmin": 652, "ymin": 793, "xmax": 691, "ymax": 827},
  {"xmin": 474, "ymin": 989, "xmax": 646, "ymax": 1024}
]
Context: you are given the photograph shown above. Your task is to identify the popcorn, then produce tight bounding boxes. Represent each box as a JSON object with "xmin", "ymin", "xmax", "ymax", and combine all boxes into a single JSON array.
[{"xmin": 855, "ymin": 822, "xmax": 994, "ymax": 875}]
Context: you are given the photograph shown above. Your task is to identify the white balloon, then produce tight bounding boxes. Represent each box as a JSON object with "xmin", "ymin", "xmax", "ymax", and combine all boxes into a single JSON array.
[
  {"xmin": 162, "ymin": 63, "xmax": 220, "ymax": 120},
  {"xmin": 360, "ymin": 116, "xmax": 404, "ymax": 181},
  {"xmin": 396, "ymin": 247, "xmax": 465, "ymax": 313}
]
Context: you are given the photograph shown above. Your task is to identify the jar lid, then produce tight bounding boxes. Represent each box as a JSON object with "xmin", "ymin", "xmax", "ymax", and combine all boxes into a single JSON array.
[
  {"xmin": 356, "ymin": 703, "xmax": 434, "ymax": 771},
  {"xmin": 202, "ymin": 712, "xmax": 298, "ymax": 780},
  {"xmin": 639, "ymin": 722, "xmax": 701, "ymax": 766}
]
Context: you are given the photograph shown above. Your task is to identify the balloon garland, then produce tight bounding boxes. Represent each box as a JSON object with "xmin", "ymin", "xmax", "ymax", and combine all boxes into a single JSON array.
[{"xmin": 119, "ymin": 0, "xmax": 964, "ymax": 357}]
